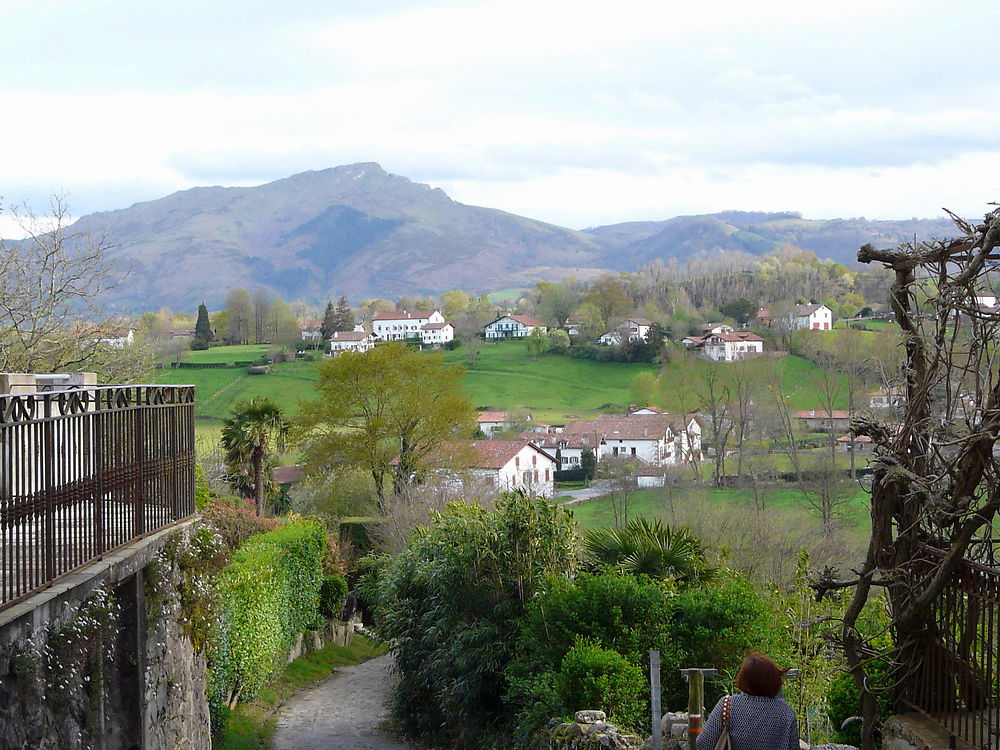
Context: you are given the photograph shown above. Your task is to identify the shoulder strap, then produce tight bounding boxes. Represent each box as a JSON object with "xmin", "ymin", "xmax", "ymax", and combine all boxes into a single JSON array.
[
  {"xmin": 722, "ymin": 694, "xmax": 731, "ymax": 727},
  {"xmin": 714, "ymin": 695, "xmax": 732, "ymax": 750}
]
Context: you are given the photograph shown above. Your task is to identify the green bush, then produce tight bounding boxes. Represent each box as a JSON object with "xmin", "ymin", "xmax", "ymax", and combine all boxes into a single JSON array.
[
  {"xmin": 207, "ymin": 519, "xmax": 327, "ymax": 713},
  {"xmin": 559, "ymin": 638, "xmax": 645, "ymax": 730},
  {"xmin": 319, "ymin": 575, "xmax": 348, "ymax": 619}
]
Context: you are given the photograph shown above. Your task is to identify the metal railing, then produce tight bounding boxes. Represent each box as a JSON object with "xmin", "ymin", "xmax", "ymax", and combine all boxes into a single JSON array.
[
  {"xmin": 901, "ymin": 550, "xmax": 1000, "ymax": 749},
  {"xmin": 0, "ymin": 385, "xmax": 195, "ymax": 612}
]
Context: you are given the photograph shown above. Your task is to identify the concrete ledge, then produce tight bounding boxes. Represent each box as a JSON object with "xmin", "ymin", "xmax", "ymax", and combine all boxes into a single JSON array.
[{"xmin": 0, "ymin": 518, "xmax": 197, "ymax": 639}]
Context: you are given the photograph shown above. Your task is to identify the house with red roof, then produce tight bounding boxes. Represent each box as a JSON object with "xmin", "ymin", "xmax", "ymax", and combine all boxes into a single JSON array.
[
  {"xmin": 702, "ymin": 331, "xmax": 764, "ymax": 362},
  {"xmin": 400, "ymin": 440, "xmax": 557, "ymax": 497},
  {"xmin": 372, "ymin": 310, "xmax": 446, "ymax": 341},
  {"xmin": 483, "ymin": 314, "xmax": 548, "ymax": 339},
  {"xmin": 597, "ymin": 317, "xmax": 654, "ymax": 346},
  {"xmin": 328, "ymin": 329, "xmax": 377, "ymax": 355}
]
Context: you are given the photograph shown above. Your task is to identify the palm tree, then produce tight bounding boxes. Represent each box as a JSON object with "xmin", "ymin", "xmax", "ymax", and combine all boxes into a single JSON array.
[
  {"xmin": 220, "ymin": 397, "xmax": 289, "ymax": 515},
  {"xmin": 583, "ymin": 517, "xmax": 714, "ymax": 583}
]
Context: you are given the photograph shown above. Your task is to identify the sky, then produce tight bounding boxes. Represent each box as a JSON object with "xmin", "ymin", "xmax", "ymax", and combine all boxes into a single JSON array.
[{"xmin": 2, "ymin": 0, "xmax": 998, "ymax": 237}]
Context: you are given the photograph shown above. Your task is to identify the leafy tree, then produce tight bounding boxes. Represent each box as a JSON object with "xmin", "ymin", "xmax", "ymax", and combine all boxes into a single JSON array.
[
  {"xmin": 332, "ymin": 295, "xmax": 354, "ymax": 331},
  {"xmin": 295, "ymin": 342, "xmax": 477, "ymax": 513},
  {"xmin": 220, "ymin": 397, "xmax": 289, "ymax": 515},
  {"xmin": 719, "ymin": 297, "xmax": 757, "ymax": 326},
  {"xmin": 630, "ymin": 371, "xmax": 658, "ymax": 407},
  {"xmin": 320, "ymin": 300, "xmax": 337, "ymax": 340},
  {"xmin": 535, "ymin": 281, "xmax": 578, "ymax": 327},
  {"xmin": 580, "ymin": 448, "xmax": 597, "ymax": 480},
  {"xmin": 365, "ymin": 493, "xmax": 577, "ymax": 749},
  {"xmin": 525, "ymin": 326, "xmax": 551, "ymax": 359},
  {"xmin": 585, "ymin": 275, "xmax": 632, "ymax": 329},
  {"xmin": 225, "ymin": 287, "xmax": 252, "ymax": 344},
  {"xmin": 194, "ymin": 302, "xmax": 214, "ymax": 344},
  {"xmin": 548, "ymin": 328, "xmax": 571, "ymax": 354}
]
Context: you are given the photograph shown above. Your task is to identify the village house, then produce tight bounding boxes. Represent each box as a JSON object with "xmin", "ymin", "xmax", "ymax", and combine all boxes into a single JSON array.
[
  {"xmin": 702, "ymin": 331, "xmax": 764, "ymax": 362},
  {"xmin": 564, "ymin": 314, "xmax": 585, "ymax": 336},
  {"xmin": 521, "ymin": 431, "xmax": 600, "ymax": 469},
  {"xmin": 630, "ymin": 406, "xmax": 668, "ymax": 415},
  {"xmin": 420, "ymin": 321, "xmax": 454, "ymax": 346},
  {"xmin": 869, "ymin": 387, "xmax": 906, "ymax": 409},
  {"xmin": 328, "ymin": 329, "xmax": 377, "ymax": 355},
  {"xmin": 793, "ymin": 409, "xmax": 852, "ymax": 431},
  {"xmin": 837, "ymin": 433, "xmax": 874, "ymax": 454},
  {"xmin": 597, "ymin": 317, "xmax": 654, "ymax": 346},
  {"xmin": 791, "ymin": 304, "xmax": 834, "ymax": 330},
  {"xmin": 702, "ymin": 323, "xmax": 733, "ymax": 335},
  {"xmin": 483, "ymin": 314, "xmax": 547, "ymax": 339},
  {"xmin": 372, "ymin": 310, "xmax": 446, "ymax": 341},
  {"xmin": 299, "ymin": 320, "xmax": 323, "ymax": 343},
  {"xmin": 563, "ymin": 412, "xmax": 702, "ymax": 466},
  {"xmin": 681, "ymin": 334, "xmax": 707, "ymax": 348},
  {"xmin": 93, "ymin": 327, "xmax": 135, "ymax": 349},
  {"xmin": 477, "ymin": 410, "xmax": 531, "ymax": 436},
  {"xmin": 411, "ymin": 440, "xmax": 557, "ymax": 497},
  {"xmin": 754, "ymin": 308, "xmax": 772, "ymax": 327}
]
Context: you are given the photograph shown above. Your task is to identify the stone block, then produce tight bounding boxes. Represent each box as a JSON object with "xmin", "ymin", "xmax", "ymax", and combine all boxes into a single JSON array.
[{"xmin": 575, "ymin": 710, "xmax": 607, "ymax": 724}]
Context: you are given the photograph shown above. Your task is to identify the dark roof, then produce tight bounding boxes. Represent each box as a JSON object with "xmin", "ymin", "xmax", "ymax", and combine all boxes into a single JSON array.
[
  {"xmin": 422, "ymin": 322, "xmax": 450, "ymax": 330},
  {"xmin": 330, "ymin": 331, "xmax": 372, "ymax": 341},
  {"xmin": 706, "ymin": 332, "xmax": 764, "ymax": 343},
  {"xmin": 794, "ymin": 304, "xmax": 828, "ymax": 316}
]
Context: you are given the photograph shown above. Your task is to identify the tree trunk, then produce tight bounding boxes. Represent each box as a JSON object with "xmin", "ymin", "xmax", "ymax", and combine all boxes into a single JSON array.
[{"xmin": 253, "ymin": 447, "xmax": 265, "ymax": 516}]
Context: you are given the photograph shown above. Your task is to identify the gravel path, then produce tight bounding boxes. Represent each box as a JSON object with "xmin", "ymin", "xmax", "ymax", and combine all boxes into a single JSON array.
[{"xmin": 271, "ymin": 653, "xmax": 414, "ymax": 750}]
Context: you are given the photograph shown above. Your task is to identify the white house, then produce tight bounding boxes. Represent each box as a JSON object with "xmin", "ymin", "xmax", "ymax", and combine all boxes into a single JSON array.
[
  {"xmin": 564, "ymin": 314, "xmax": 585, "ymax": 336},
  {"xmin": 702, "ymin": 323, "xmax": 734, "ymax": 335},
  {"xmin": 522, "ymin": 431, "xmax": 601, "ymax": 469},
  {"xmin": 300, "ymin": 320, "xmax": 323, "ymax": 343},
  {"xmin": 328, "ymin": 330, "xmax": 377, "ymax": 355},
  {"xmin": 630, "ymin": 406, "xmax": 668, "ymax": 415},
  {"xmin": 477, "ymin": 411, "xmax": 516, "ymax": 436},
  {"xmin": 94, "ymin": 327, "xmax": 134, "ymax": 349},
  {"xmin": 420, "ymin": 321, "xmax": 454, "ymax": 346},
  {"xmin": 562, "ymin": 412, "xmax": 703, "ymax": 467},
  {"xmin": 373, "ymin": 310, "xmax": 446, "ymax": 341},
  {"xmin": 483, "ymin": 314, "xmax": 548, "ymax": 339},
  {"xmin": 702, "ymin": 331, "xmax": 764, "ymax": 362},
  {"xmin": 792, "ymin": 304, "xmax": 834, "ymax": 331},
  {"xmin": 414, "ymin": 440, "xmax": 557, "ymax": 497},
  {"xmin": 597, "ymin": 318, "xmax": 654, "ymax": 346},
  {"xmin": 869, "ymin": 387, "xmax": 905, "ymax": 409}
]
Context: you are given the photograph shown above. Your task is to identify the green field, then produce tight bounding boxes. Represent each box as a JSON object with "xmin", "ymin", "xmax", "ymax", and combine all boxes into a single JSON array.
[{"xmin": 161, "ymin": 341, "xmax": 856, "ymax": 450}]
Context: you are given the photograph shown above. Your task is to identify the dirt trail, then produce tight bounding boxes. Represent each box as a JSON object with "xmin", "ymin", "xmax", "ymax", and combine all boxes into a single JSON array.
[{"xmin": 271, "ymin": 653, "xmax": 413, "ymax": 750}]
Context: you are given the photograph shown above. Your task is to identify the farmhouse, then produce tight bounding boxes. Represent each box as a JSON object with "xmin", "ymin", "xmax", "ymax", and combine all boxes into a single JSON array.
[
  {"xmin": 791, "ymin": 304, "xmax": 833, "ymax": 331},
  {"xmin": 701, "ymin": 323, "xmax": 733, "ymax": 335},
  {"xmin": 420, "ymin": 321, "xmax": 454, "ymax": 346},
  {"xmin": 373, "ymin": 310, "xmax": 446, "ymax": 341},
  {"xmin": 477, "ymin": 411, "xmax": 517, "ymax": 436},
  {"xmin": 702, "ymin": 331, "xmax": 764, "ymax": 362},
  {"xmin": 563, "ymin": 412, "xmax": 702, "ymax": 466},
  {"xmin": 793, "ymin": 409, "xmax": 851, "ymax": 431},
  {"xmin": 299, "ymin": 320, "xmax": 323, "ymax": 342},
  {"xmin": 521, "ymin": 431, "xmax": 600, "ymax": 469},
  {"xmin": 597, "ymin": 318, "xmax": 654, "ymax": 346},
  {"xmin": 869, "ymin": 387, "xmax": 905, "ymax": 408},
  {"xmin": 837, "ymin": 433, "xmax": 874, "ymax": 454},
  {"xmin": 416, "ymin": 440, "xmax": 557, "ymax": 497},
  {"xmin": 483, "ymin": 314, "xmax": 547, "ymax": 339},
  {"xmin": 93, "ymin": 327, "xmax": 135, "ymax": 349},
  {"xmin": 564, "ymin": 314, "xmax": 585, "ymax": 336},
  {"xmin": 328, "ymin": 330, "xmax": 376, "ymax": 355}
]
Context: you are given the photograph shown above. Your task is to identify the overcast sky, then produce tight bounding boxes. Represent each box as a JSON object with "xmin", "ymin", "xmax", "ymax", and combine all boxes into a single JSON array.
[{"xmin": 2, "ymin": 0, "xmax": 997, "ymax": 237}]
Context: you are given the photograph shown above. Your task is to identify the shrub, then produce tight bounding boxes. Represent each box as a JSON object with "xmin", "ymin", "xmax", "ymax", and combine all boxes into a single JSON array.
[
  {"xmin": 207, "ymin": 519, "xmax": 327, "ymax": 710},
  {"xmin": 558, "ymin": 638, "xmax": 645, "ymax": 731},
  {"xmin": 318, "ymin": 575, "xmax": 348, "ymax": 619},
  {"xmin": 202, "ymin": 501, "xmax": 278, "ymax": 549}
]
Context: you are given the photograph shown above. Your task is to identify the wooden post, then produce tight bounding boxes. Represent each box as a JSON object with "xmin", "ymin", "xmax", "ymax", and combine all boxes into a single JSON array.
[
  {"xmin": 650, "ymin": 650, "xmax": 662, "ymax": 750},
  {"xmin": 687, "ymin": 670, "xmax": 703, "ymax": 750}
]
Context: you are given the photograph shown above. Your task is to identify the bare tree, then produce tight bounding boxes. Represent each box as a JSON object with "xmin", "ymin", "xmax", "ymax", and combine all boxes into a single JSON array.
[
  {"xmin": 697, "ymin": 361, "xmax": 734, "ymax": 487},
  {"xmin": 598, "ymin": 455, "xmax": 639, "ymax": 529},
  {"xmin": 815, "ymin": 207, "xmax": 1000, "ymax": 749},
  {"xmin": 0, "ymin": 196, "xmax": 154, "ymax": 381}
]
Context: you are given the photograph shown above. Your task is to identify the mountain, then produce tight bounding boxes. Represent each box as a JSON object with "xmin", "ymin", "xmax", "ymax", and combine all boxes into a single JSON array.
[
  {"xmin": 69, "ymin": 163, "xmax": 607, "ymax": 311},
  {"xmin": 53, "ymin": 164, "xmax": 961, "ymax": 311},
  {"xmin": 585, "ymin": 211, "xmax": 956, "ymax": 268}
]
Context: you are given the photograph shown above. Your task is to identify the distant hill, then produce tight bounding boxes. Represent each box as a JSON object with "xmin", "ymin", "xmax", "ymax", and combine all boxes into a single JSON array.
[
  {"xmin": 46, "ymin": 164, "xmax": 961, "ymax": 311},
  {"xmin": 585, "ymin": 211, "xmax": 956, "ymax": 268},
  {"xmin": 67, "ymin": 163, "xmax": 607, "ymax": 311}
]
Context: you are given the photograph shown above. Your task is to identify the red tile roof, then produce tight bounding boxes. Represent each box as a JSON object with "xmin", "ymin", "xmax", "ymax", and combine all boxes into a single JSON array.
[
  {"xmin": 422, "ymin": 322, "xmax": 451, "ymax": 330},
  {"xmin": 477, "ymin": 411, "xmax": 510, "ymax": 422},
  {"xmin": 508, "ymin": 314, "xmax": 547, "ymax": 327},
  {"xmin": 394, "ymin": 440, "xmax": 555, "ymax": 469},
  {"xmin": 373, "ymin": 310, "xmax": 438, "ymax": 321},
  {"xmin": 707, "ymin": 332, "xmax": 764, "ymax": 343},
  {"xmin": 521, "ymin": 431, "xmax": 600, "ymax": 449}
]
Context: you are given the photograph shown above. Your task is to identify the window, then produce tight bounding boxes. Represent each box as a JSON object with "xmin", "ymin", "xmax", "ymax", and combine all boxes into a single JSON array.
[
  {"xmin": 534, "ymin": 470, "xmax": 538, "ymax": 482},
  {"xmin": 532, "ymin": 455, "xmax": 537, "ymax": 466},
  {"xmin": 545, "ymin": 469, "xmax": 550, "ymax": 481},
  {"xmin": 630, "ymin": 447, "xmax": 636, "ymax": 456},
  {"xmin": 515, "ymin": 457, "xmax": 520, "ymax": 468}
]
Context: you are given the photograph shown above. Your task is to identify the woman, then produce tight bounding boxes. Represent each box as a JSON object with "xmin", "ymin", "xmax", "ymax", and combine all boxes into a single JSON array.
[{"xmin": 696, "ymin": 653, "xmax": 799, "ymax": 750}]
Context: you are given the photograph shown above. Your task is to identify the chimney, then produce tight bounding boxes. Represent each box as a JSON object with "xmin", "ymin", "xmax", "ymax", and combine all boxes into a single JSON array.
[{"xmin": 628, "ymin": 404, "xmax": 637, "ymax": 414}]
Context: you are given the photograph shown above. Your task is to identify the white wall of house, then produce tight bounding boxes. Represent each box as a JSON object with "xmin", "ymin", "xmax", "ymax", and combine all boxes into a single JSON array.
[
  {"xmin": 420, "ymin": 323, "xmax": 454, "ymax": 345},
  {"xmin": 597, "ymin": 319, "xmax": 651, "ymax": 346},
  {"xmin": 703, "ymin": 335, "xmax": 764, "ymax": 362},
  {"xmin": 490, "ymin": 445, "xmax": 556, "ymax": 496},
  {"xmin": 328, "ymin": 332, "xmax": 376, "ymax": 355},
  {"xmin": 373, "ymin": 311, "xmax": 445, "ymax": 341},
  {"xmin": 484, "ymin": 316, "xmax": 547, "ymax": 339},
  {"xmin": 792, "ymin": 305, "xmax": 833, "ymax": 331}
]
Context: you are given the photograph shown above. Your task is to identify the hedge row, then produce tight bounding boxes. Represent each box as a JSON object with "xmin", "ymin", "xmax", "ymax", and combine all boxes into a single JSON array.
[{"xmin": 207, "ymin": 519, "xmax": 328, "ymax": 712}]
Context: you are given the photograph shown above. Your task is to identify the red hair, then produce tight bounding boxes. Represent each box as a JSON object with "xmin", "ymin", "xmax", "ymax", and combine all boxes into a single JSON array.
[{"xmin": 736, "ymin": 653, "xmax": 789, "ymax": 697}]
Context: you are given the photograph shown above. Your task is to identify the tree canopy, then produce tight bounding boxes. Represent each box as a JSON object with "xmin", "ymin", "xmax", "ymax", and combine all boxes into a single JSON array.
[{"xmin": 296, "ymin": 342, "xmax": 477, "ymax": 513}]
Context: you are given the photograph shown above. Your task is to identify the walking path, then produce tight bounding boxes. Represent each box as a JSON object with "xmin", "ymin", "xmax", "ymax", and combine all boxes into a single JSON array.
[
  {"xmin": 554, "ymin": 480, "xmax": 611, "ymax": 504},
  {"xmin": 271, "ymin": 652, "xmax": 413, "ymax": 750}
]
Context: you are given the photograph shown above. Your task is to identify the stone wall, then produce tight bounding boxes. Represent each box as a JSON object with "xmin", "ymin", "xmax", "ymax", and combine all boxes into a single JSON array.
[
  {"xmin": 534, "ymin": 709, "xmax": 858, "ymax": 750},
  {"xmin": 0, "ymin": 523, "xmax": 210, "ymax": 750}
]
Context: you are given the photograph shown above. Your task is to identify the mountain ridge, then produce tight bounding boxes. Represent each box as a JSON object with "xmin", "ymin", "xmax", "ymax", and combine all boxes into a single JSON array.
[{"xmin": 41, "ymin": 163, "xmax": 958, "ymax": 311}]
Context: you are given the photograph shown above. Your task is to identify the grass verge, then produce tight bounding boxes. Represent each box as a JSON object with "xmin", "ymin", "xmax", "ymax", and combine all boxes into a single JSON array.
[{"xmin": 216, "ymin": 635, "xmax": 386, "ymax": 750}]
